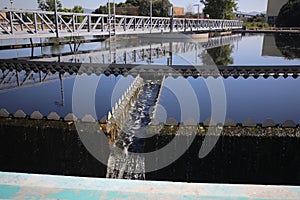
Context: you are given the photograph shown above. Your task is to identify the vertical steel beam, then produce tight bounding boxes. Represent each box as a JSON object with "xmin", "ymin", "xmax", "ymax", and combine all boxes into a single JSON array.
[
  {"xmin": 9, "ymin": 11, "xmax": 13, "ymax": 34},
  {"xmin": 150, "ymin": 0, "xmax": 152, "ymax": 33},
  {"xmin": 34, "ymin": 13, "xmax": 38, "ymax": 33},
  {"xmin": 101, "ymin": 17, "xmax": 104, "ymax": 32},
  {"xmin": 72, "ymin": 14, "xmax": 75, "ymax": 32},
  {"xmin": 54, "ymin": 0, "xmax": 59, "ymax": 38},
  {"xmin": 20, "ymin": 13, "xmax": 24, "ymax": 31},
  {"xmin": 113, "ymin": 0, "xmax": 116, "ymax": 33},
  {"xmin": 170, "ymin": 8, "xmax": 174, "ymax": 32},
  {"xmin": 134, "ymin": 18, "xmax": 136, "ymax": 31},
  {"xmin": 124, "ymin": 17, "xmax": 126, "ymax": 31},
  {"xmin": 88, "ymin": 15, "xmax": 91, "ymax": 32},
  {"xmin": 108, "ymin": 0, "xmax": 111, "ymax": 37}
]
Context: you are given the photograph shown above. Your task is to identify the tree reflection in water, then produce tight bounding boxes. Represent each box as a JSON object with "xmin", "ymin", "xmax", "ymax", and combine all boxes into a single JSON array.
[
  {"xmin": 202, "ymin": 44, "xmax": 234, "ymax": 66},
  {"xmin": 275, "ymin": 34, "xmax": 300, "ymax": 60}
]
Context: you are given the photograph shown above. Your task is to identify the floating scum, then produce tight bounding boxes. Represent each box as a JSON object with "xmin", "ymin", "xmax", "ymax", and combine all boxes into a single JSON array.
[{"xmin": 71, "ymin": 32, "xmax": 227, "ymax": 174}]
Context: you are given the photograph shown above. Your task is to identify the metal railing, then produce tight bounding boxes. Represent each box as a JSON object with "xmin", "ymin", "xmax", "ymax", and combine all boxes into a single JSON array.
[{"xmin": 0, "ymin": 9, "xmax": 243, "ymax": 39}]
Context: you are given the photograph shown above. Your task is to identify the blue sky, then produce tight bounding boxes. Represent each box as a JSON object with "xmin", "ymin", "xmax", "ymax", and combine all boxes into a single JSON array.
[{"xmin": 1, "ymin": 0, "xmax": 268, "ymax": 12}]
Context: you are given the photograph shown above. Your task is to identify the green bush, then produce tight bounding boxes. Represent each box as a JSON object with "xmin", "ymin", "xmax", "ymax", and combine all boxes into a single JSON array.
[{"xmin": 243, "ymin": 22, "xmax": 269, "ymax": 29}]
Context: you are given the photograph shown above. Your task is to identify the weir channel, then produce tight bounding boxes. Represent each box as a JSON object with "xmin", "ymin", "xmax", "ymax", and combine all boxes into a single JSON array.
[{"xmin": 106, "ymin": 74, "xmax": 164, "ymax": 179}]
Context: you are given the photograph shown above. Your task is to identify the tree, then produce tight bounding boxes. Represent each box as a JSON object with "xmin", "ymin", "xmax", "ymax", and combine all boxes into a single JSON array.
[
  {"xmin": 125, "ymin": 0, "xmax": 140, "ymax": 7},
  {"xmin": 93, "ymin": 0, "xmax": 172, "ymax": 16},
  {"xmin": 72, "ymin": 5, "xmax": 84, "ymax": 13},
  {"xmin": 200, "ymin": 0, "xmax": 237, "ymax": 19},
  {"xmin": 37, "ymin": 0, "xmax": 62, "ymax": 11},
  {"xmin": 61, "ymin": 6, "xmax": 84, "ymax": 22},
  {"xmin": 276, "ymin": 0, "xmax": 300, "ymax": 27},
  {"xmin": 137, "ymin": 0, "xmax": 150, "ymax": 16},
  {"xmin": 93, "ymin": 3, "xmax": 114, "ymax": 14},
  {"xmin": 153, "ymin": 0, "xmax": 172, "ymax": 17}
]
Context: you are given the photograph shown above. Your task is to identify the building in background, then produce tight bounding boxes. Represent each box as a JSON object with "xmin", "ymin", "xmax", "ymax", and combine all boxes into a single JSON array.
[
  {"xmin": 234, "ymin": 12, "xmax": 255, "ymax": 21},
  {"xmin": 0, "ymin": 12, "xmax": 6, "ymax": 22},
  {"xmin": 173, "ymin": 7, "xmax": 184, "ymax": 17},
  {"xmin": 266, "ymin": 0, "xmax": 288, "ymax": 25}
]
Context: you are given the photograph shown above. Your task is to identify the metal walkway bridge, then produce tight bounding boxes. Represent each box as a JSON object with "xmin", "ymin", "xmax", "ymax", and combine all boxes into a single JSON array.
[{"xmin": 0, "ymin": 9, "xmax": 242, "ymax": 39}]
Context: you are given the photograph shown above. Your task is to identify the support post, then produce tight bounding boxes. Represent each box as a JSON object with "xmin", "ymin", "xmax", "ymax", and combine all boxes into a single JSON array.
[
  {"xmin": 101, "ymin": 17, "xmax": 104, "ymax": 32},
  {"xmin": 108, "ymin": 0, "xmax": 111, "ymax": 37},
  {"xmin": 168, "ymin": 42, "xmax": 173, "ymax": 65},
  {"xmin": 54, "ymin": 0, "xmax": 59, "ymax": 38},
  {"xmin": 150, "ymin": 0, "xmax": 152, "ymax": 33},
  {"xmin": 170, "ymin": 8, "xmax": 174, "ymax": 32},
  {"xmin": 88, "ymin": 15, "xmax": 91, "ymax": 32},
  {"xmin": 20, "ymin": 13, "xmax": 23, "ymax": 31},
  {"xmin": 30, "ymin": 38, "xmax": 34, "ymax": 58},
  {"xmin": 193, "ymin": 4, "xmax": 200, "ymax": 30},
  {"xmin": 168, "ymin": 6, "xmax": 174, "ymax": 32},
  {"xmin": 124, "ymin": 18, "xmax": 126, "ymax": 31},
  {"xmin": 59, "ymin": 73, "xmax": 64, "ymax": 106},
  {"xmin": 41, "ymin": 16, "xmax": 44, "ymax": 31},
  {"xmin": 113, "ymin": 0, "xmax": 116, "ymax": 33},
  {"xmin": 72, "ymin": 14, "xmax": 75, "ymax": 32},
  {"xmin": 9, "ymin": 11, "xmax": 13, "ymax": 34},
  {"xmin": 16, "ymin": 71, "xmax": 20, "ymax": 86},
  {"xmin": 34, "ymin": 13, "xmax": 38, "ymax": 33}
]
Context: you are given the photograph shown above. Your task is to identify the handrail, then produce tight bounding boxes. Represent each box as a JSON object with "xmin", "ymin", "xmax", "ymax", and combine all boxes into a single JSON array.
[{"xmin": 0, "ymin": 9, "xmax": 243, "ymax": 39}]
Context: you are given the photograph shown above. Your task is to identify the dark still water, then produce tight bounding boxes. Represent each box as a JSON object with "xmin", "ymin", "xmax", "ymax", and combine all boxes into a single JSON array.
[{"xmin": 1, "ymin": 72, "xmax": 300, "ymax": 124}]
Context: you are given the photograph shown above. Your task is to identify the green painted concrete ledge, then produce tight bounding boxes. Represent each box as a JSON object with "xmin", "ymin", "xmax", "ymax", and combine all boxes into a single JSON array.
[{"xmin": 0, "ymin": 172, "xmax": 300, "ymax": 200}]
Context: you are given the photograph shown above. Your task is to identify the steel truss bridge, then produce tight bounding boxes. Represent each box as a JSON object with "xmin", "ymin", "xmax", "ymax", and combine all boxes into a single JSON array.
[{"xmin": 0, "ymin": 9, "xmax": 242, "ymax": 39}]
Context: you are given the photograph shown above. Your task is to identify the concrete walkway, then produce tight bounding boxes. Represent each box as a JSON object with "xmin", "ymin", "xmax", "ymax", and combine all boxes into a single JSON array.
[{"xmin": 0, "ymin": 172, "xmax": 300, "ymax": 199}]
